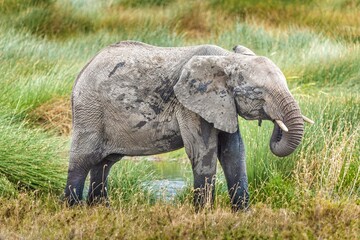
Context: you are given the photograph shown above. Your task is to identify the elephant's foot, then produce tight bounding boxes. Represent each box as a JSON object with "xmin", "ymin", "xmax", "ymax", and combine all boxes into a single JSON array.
[
  {"xmin": 87, "ymin": 196, "xmax": 110, "ymax": 207},
  {"xmin": 193, "ymin": 184, "xmax": 215, "ymax": 212},
  {"xmin": 63, "ymin": 186, "xmax": 85, "ymax": 206},
  {"xmin": 64, "ymin": 168, "xmax": 89, "ymax": 206},
  {"xmin": 87, "ymin": 183, "xmax": 110, "ymax": 207},
  {"xmin": 230, "ymin": 189, "xmax": 250, "ymax": 212},
  {"xmin": 231, "ymin": 201, "xmax": 250, "ymax": 212}
]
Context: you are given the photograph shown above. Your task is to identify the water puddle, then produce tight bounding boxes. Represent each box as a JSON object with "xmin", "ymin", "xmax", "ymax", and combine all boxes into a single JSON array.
[
  {"xmin": 148, "ymin": 179, "xmax": 187, "ymax": 201},
  {"xmin": 148, "ymin": 158, "xmax": 191, "ymax": 200}
]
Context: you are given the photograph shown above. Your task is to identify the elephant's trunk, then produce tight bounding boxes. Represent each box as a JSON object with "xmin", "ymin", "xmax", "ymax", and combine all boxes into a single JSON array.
[{"xmin": 269, "ymin": 95, "xmax": 304, "ymax": 157}]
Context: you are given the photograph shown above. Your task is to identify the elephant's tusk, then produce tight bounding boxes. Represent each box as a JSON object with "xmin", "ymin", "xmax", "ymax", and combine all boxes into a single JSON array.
[
  {"xmin": 302, "ymin": 115, "xmax": 314, "ymax": 124},
  {"xmin": 275, "ymin": 120, "xmax": 288, "ymax": 132}
]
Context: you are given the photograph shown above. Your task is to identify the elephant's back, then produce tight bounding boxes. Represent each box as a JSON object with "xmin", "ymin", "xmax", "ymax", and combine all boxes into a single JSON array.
[
  {"xmin": 73, "ymin": 41, "xmax": 229, "ymax": 93},
  {"xmin": 71, "ymin": 41, "xmax": 229, "ymax": 155},
  {"xmin": 74, "ymin": 41, "xmax": 193, "ymax": 91}
]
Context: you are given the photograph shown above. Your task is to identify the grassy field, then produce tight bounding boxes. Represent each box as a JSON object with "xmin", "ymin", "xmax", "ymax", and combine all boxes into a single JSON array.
[{"xmin": 0, "ymin": 0, "xmax": 359, "ymax": 239}]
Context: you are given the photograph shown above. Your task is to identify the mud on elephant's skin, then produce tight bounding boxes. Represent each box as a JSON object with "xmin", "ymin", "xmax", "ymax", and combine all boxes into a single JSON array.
[{"xmin": 64, "ymin": 41, "xmax": 313, "ymax": 210}]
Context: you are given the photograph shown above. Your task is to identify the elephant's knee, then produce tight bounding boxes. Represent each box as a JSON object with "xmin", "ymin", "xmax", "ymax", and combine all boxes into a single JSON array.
[{"xmin": 69, "ymin": 151, "xmax": 102, "ymax": 171}]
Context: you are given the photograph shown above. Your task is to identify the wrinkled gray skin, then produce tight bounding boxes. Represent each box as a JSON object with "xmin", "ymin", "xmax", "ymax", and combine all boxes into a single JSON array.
[{"xmin": 65, "ymin": 41, "xmax": 304, "ymax": 210}]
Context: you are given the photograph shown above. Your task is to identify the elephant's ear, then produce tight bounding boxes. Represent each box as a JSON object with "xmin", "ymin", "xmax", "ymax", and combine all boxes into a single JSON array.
[
  {"xmin": 233, "ymin": 45, "xmax": 256, "ymax": 56},
  {"xmin": 174, "ymin": 56, "xmax": 238, "ymax": 133}
]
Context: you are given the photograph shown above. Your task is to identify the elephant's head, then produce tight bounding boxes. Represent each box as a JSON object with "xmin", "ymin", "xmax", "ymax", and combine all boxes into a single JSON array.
[{"xmin": 174, "ymin": 46, "xmax": 313, "ymax": 157}]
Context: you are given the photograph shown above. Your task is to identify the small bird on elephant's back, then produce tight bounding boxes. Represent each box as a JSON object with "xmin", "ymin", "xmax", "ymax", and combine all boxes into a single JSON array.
[{"xmin": 64, "ymin": 41, "xmax": 314, "ymax": 211}]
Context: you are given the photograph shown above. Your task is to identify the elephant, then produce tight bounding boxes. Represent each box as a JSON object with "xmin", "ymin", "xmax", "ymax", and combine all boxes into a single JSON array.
[{"xmin": 64, "ymin": 41, "xmax": 313, "ymax": 210}]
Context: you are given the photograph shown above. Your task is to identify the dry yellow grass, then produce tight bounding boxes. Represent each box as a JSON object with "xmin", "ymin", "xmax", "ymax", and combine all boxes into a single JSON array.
[
  {"xmin": 0, "ymin": 194, "xmax": 358, "ymax": 239},
  {"xmin": 30, "ymin": 97, "xmax": 72, "ymax": 135},
  {"xmin": 294, "ymin": 123, "xmax": 360, "ymax": 199}
]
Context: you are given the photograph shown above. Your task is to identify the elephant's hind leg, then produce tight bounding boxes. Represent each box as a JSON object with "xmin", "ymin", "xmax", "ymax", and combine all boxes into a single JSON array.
[
  {"xmin": 64, "ymin": 131, "xmax": 103, "ymax": 206},
  {"xmin": 87, "ymin": 155, "xmax": 122, "ymax": 205},
  {"xmin": 64, "ymin": 152, "xmax": 98, "ymax": 206}
]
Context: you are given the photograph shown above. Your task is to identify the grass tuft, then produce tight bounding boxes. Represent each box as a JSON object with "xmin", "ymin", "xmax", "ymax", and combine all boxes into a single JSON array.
[
  {"xmin": 0, "ymin": 118, "xmax": 67, "ymax": 193},
  {"xmin": 0, "ymin": 175, "xmax": 18, "ymax": 198}
]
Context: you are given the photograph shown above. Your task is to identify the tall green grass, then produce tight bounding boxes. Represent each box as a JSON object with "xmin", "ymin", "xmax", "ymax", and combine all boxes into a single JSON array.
[
  {"xmin": 1, "ymin": 0, "xmax": 359, "ymax": 42},
  {"xmin": 109, "ymin": 159, "xmax": 157, "ymax": 205}
]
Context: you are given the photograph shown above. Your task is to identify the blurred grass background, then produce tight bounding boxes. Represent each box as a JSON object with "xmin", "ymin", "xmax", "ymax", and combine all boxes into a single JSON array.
[{"xmin": 0, "ymin": 0, "xmax": 359, "ymax": 238}]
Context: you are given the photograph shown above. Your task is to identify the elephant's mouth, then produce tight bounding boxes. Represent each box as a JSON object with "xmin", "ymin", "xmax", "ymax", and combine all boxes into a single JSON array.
[
  {"xmin": 237, "ymin": 104, "xmax": 271, "ymax": 121},
  {"xmin": 273, "ymin": 122, "xmax": 283, "ymax": 142}
]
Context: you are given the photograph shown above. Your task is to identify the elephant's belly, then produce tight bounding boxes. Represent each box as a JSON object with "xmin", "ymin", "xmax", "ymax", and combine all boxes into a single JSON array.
[{"xmin": 103, "ymin": 115, "xmax": 184, "ymax": 156}]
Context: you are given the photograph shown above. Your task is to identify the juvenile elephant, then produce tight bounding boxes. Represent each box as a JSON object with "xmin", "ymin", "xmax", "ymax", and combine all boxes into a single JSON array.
[{"xmin": 64, "ymin": 41, "xmax": 313, "ymax": 210}]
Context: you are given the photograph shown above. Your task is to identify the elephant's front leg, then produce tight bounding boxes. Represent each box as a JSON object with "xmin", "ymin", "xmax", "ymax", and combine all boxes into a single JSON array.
[
  {"xmin": 192, "ymin": 146, "xmax": 218, "ymax": 211},
  {"xmin": 218, "ymin": 129, "xmax": 249, "ymax": 211},
  {"xmin": 177, "ymin": 110, "xmax": 218, "ymax": 211}
]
